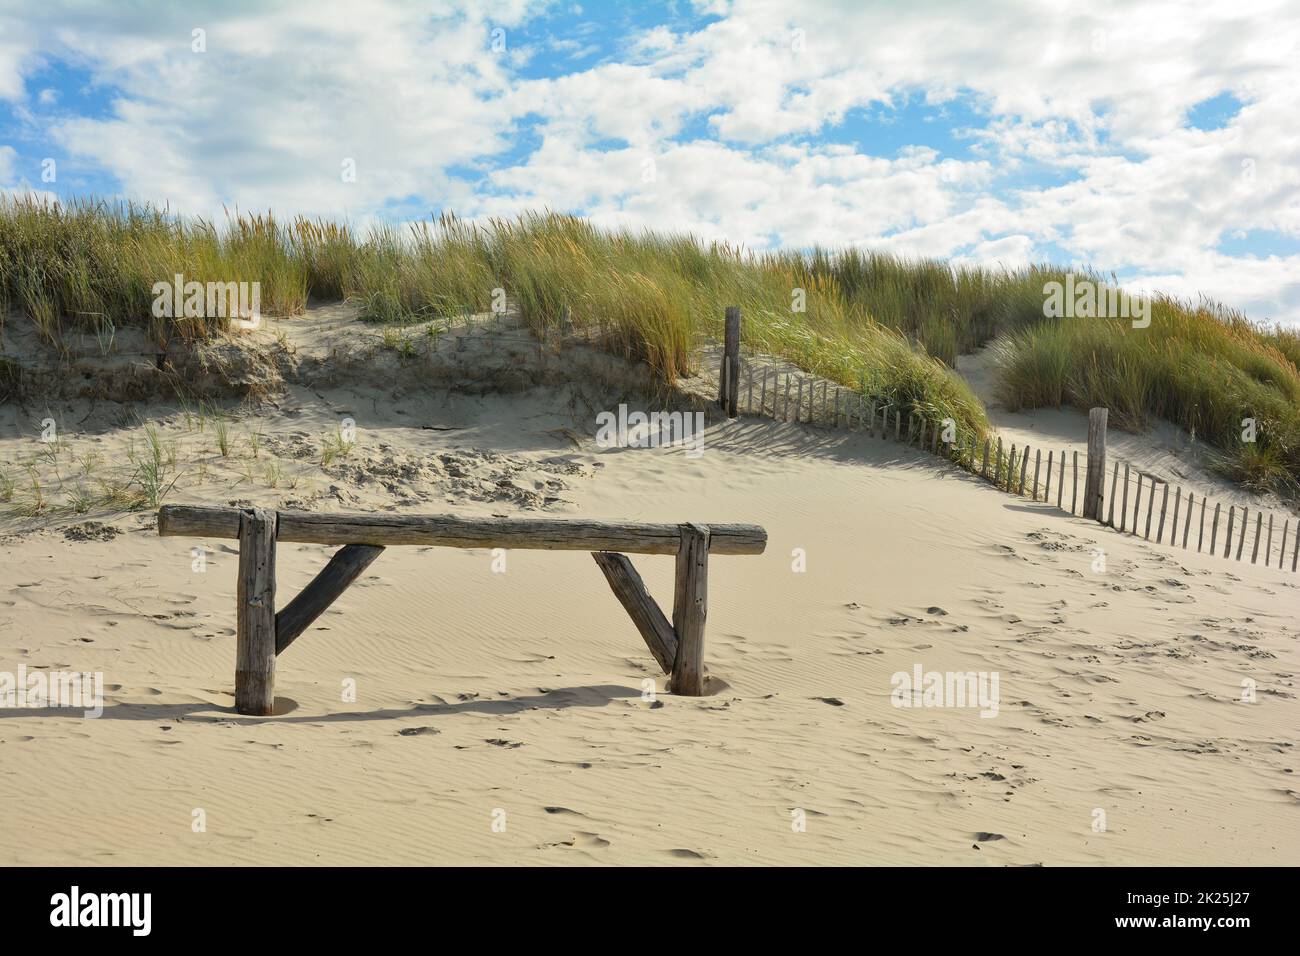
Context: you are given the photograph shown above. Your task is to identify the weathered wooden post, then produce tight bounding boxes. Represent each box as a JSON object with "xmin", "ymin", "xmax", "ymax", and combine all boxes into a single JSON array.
[
  {"xmin": 1082, "ymin": 407, "xmax": 1107, "ymax": 520},
  {"xmin": 1120, "ymin": 463, "xmax": 1131, "ymax": 531},
  {"xmin": 671, "ymin": 523, "xmax": 710, "ymax": 696},
  {"xmin": 720, "ymin": 306, "xmax": 741, "ymax": 417},
  {"xmin": 1106, "ymin": 462, "xmax": 1119, "ymax": 526},
  {"xmin": 236, "ymin": 508, "xmax": 277, "ymax": 715}
]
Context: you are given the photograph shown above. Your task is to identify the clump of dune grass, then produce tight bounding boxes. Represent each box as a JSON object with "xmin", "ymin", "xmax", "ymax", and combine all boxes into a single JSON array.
[
  {"xmin": 992, "ymin": 293, "xmax": 1300, "ymax": 497},
  {"xmin": 7, "ymin": 195, "xmax": 1300, "ymax": 495}
]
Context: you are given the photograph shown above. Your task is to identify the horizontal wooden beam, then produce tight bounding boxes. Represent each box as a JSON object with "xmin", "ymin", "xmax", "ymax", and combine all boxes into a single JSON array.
[
  {"xmin": 275, "ymin": 544, "xmax": 385, "ymax": 655},
  {"xmin": 158, "ymin": 506, "xmax": 767, "ymax": 556}
]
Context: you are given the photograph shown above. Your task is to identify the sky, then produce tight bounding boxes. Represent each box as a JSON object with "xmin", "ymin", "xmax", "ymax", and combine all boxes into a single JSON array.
[{"xmin": 1, "ymin": 0, "xmax": 1298, "ymax": 324}]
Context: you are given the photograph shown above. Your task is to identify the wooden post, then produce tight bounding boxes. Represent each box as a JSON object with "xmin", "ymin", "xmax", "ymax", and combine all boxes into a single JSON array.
[
  {"xmin": 1120, "ymin": 463, "xmax": 1130, "ymax": 532},
  {"xmin": 1008, "ymin": 444, "xmax": 1016, "ymax": 491},
  {"xmin": 275, "ymin": 543, "xmax": 385, "ymax": 654},
  {"xmin": 1144, "ymin": 481, "xmax": 1156, "ymax": 540},
  {"xmin": 931, "ymin": 421, "xmax": 940, "ymax": 455},
  {"xmin": 1182, "ymin": 492, "xmax": 1193, "ymax": 548},
  {"xmin": 759, "ymin": 367, "xmax": 769, "ymax": 416},
  {"xmin": 1033, "ymin": 449, "xmax": 1042, "ymax": 501},
  {"xmin": 1265, "ymin": 514, "xmax": 1273, "ymax": 566},
  {"xmin": 1236, "ymin": 508, "xmax": 1248, "ymax": 560},
  {"xmin": 1133, "ymin": 474, "xmax": 1143, "ymax": 532},
  {"xmin": 795, "ymin": 378, "xmax": 805, "ymax": 424},
  {"xmin": 1210, "ymin": 503, "xmax": 1221, "ymax": 555},
  {"xmin": 1251, "ymin": 512, "xmax": 1263, "ymax": 564},
  {"xmin": 1293, "ymin": 522, "xmax": 1299, "ymax": 572},
  {"xmin": 1280, "ymin": 520, "xmax": 1289, "ymax": 570},
  {"xmin": 894, "ymin": 409, "xmax": 901, "ymax": 441},
  {"xmin": 236, "ymin": 508, "xmax": 277, "ymax": 716},
  {"xmin": 1106, "ymin": 462, "xmax": 1118, "ymax": 526},
  {"xmin": 591, "ymin": 552, "xmax": 678, "ymax": 674},
  {"xmin": 1197, "ymin": 496, "xmax": 1206, "ymax": 552},
  {"xmin": 671, "ymin": 523, "xmax": 710, "ymax": 696},
  {"xmin": 982, "ymin": 439, "xmax": 990, "ymax": 479},
  {"xmin": 1224, "ymin": 507, "xmax": 1234, "ymax": 558},
  {"xmin": 1082, "ymin": 407, "xmax": 1107, "ymax": 520},
  {"xmin": 783, "ymin": 374, "xmax": 792, "ymax": 421},
  {"xmin": 745, "ymin": 364, "xmax": 755, "ymax": 414},
  {"xmin": 1057, "ymin": 449, "xmax": 1065, "ymax": 507},
  {"xmin": 995, "ymin": 438, "xmax": 1003, "ymax": 486},
  {"xmin": 1019, "ymin": 446, "xmax": 1030, "ymax": 496},
  {"xmin": 868, "ymin": 401, "xmax": 877, "ymax": 437},
  {"xmin": 1170, "ymin": 486, "xmax": 1180, "ymax": 542},
  {"xmin": 1072, "ymin": 451, "xmax": 1079, "ymax": 514},
  {"xmin": 720, "ymin": 307, "xmax": 741, "ymax": 417},
  {"xmin": 1156, "ymin": 484, "xmax": 1169, "ymax": 543}
]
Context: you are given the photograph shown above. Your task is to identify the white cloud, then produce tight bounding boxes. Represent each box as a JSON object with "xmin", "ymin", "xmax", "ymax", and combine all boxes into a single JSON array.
[{"xmin": 0, "ymin": 0, "xmax": 1298, "ymax": 322}]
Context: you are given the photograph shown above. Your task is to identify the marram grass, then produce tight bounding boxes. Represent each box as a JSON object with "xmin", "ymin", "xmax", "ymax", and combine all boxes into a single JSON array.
[{"xmin": 3, "ymin": 195, "xmax": 1298, "ymax": 496}]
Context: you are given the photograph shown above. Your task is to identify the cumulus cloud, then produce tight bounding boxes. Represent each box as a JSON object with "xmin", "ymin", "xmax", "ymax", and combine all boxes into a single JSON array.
[{"xmin": 1, "ymin": 0, "xmax": 1298, "ymax": 322}]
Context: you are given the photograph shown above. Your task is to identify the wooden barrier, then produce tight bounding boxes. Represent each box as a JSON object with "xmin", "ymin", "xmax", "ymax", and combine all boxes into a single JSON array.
[{"xmin": 159, "ymin": 505, "xmax": 767, "ymax": 713}]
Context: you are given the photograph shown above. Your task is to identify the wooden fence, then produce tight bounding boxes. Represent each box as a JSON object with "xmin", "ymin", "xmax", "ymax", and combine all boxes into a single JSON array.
[
  {"xmin": 715, "ymin": 310, "xmax": 1296, "ymax": 574},
  {"xmin": 158, "ymin": 505, "xmax": 767, "ymax": 714}
]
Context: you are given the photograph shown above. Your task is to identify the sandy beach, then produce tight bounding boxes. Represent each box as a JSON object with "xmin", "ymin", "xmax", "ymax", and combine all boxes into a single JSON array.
[{"xmin": 1, "ymin": 306, "xmax": 1295, "ymax": 867}]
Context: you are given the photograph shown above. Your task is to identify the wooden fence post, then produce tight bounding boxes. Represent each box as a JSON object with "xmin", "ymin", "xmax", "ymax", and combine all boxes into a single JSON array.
[
  {"xmin": 1082, "ymin": 407, "xmax": 1107, "ymax": 520},
  {"xmin": 1119, "ymin": 463, "xmax": 1130, "ymax": 532},
  {"xmin": 1236, "ymin": 508, "xmax": 1248, "ymax": 560},
  {"xmin": 1106, "ymin": 462, "xmax": 1119, "ymax": 526},
  {"xmin": 720, "ymin": 306, "xmax": 741, "ymax": 417},
  {"xmin": 1224, "ymin": 506, "xmax": 1234, "ymax": 558},
  {"xmin": 671, "ymin": 523, "xmax": 710, "ymax": 696},
  {"xmin": 236, "ymin": 508, "xmax": 277, "ymax": 716},
  {"xmin": 1072, "ymin": 451, "xmax": 1079, "ymax": 514},
  {"xmin": 1057, "ymin": 449, "xmax": 1065, "ymax": 507},
  {"xmin": 1156, "ymin": 484, "xmax": 1169, "ymax": 543},
  {"xmin": 982, "ymin": 439, "xmax": 990, "ymax": 479},
  {"xmin": 1133, "ymin": 474, "xmax": 1143, "ymax": 532}
]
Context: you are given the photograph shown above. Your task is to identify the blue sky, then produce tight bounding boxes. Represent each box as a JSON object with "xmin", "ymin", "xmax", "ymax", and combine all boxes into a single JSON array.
[{"xmin": 2, "ymin": 0, "xmax": 1298, "ymax": 323}]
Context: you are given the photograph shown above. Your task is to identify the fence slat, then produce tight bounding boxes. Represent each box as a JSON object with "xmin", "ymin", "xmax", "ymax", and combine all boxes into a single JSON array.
[
  {"xmin": 1144, "ymin": 481, "xmax": 1156, "ymax": 540},
  {"xmin": 1120, "ymin": 463, "xmax": 1130, "ymax": 532},
  {"xmin": 1236, "ymin": 508, "xmax": 1248, "ymax": 560},
  {"xmin": 1058, "ymin": 449, "xmax": 1065, "ymax": 507},
  {"xmin": 1156, "ymin": 484, "xmax": 1169, "ymax": 543},
  {"xmin": 1107, "ymin": 462, "xmax": 1119, "ymax": 526},
  {"xmin": 1072, "ymin": 451, "xmax": 1079, "ymax": 514}
]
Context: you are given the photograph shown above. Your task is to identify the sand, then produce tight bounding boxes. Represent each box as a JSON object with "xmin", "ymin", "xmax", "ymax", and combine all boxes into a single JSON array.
[{"xmin": 1, "ymin": 310, "xmax": 1296, "ymax": 866}]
